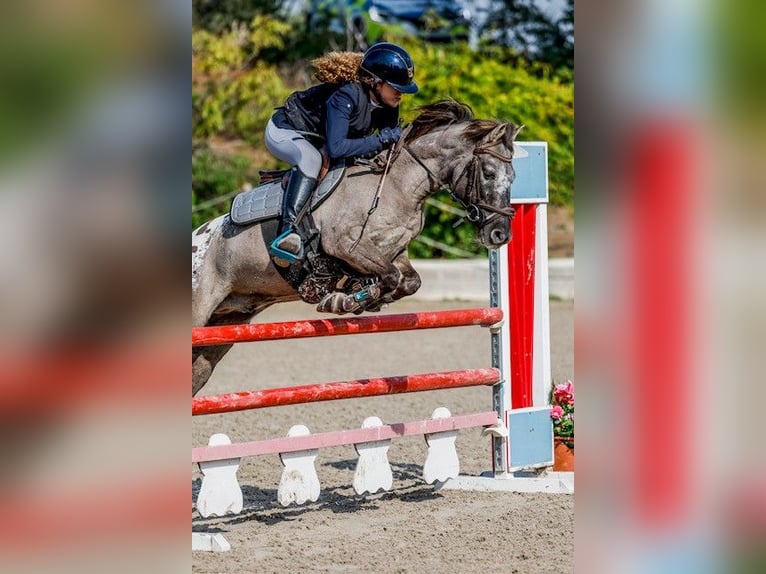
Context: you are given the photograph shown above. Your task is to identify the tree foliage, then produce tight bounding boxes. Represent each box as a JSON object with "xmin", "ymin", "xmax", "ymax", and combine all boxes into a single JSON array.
[
  {"xmin": 192, "ymin": 149, "xmax": 259, "ymax": 229},
  {"xmin": 481, "ymin": 0, "xmax": 574, "ymax": 71},
  {"xmin": 192, "ymin": 17, "xmax": 292, "ymax": 146},
  {"xmin": 193, "ymin": 0, "xmax": 282, "ymax": 34}
]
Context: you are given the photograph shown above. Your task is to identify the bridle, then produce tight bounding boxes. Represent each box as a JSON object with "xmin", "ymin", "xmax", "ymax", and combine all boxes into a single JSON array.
[{"xmin": 399, "ymin": 127, "xmax": 517, "ymax": 227}]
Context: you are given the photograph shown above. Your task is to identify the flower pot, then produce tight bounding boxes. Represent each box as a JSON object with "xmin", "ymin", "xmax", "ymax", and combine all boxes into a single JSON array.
[{"xmin": 553, "ymin": 437, "xmax": 574, "ymax": 471}]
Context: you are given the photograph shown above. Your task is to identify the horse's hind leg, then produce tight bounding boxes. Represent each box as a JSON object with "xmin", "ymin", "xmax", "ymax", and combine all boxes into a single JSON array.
[
  {"xmin": 192, "ymin": 310, "xmax": 257, "ymax": 396},
  {"xmin": 192, "ymin": 275, "xmax": 230, "ymax": 327},
  {"xmin": 192, "ymin": 266, "xmax": 235, "ymax": 395},
  {"xmin": 193, "ymin": 344, "xmax": 233, "ymax": 396}
]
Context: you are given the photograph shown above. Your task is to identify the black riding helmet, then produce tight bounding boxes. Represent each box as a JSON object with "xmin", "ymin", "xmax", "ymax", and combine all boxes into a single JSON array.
[{"xmin": 360, "ymin": 43, "xmax": 418, "ymax": 94}]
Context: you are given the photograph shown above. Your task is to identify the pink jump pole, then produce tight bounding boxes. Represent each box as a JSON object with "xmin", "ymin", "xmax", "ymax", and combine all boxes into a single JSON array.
[{"xmin": 193, "ymin": 410, "xmax": 500, "ymax": 463}]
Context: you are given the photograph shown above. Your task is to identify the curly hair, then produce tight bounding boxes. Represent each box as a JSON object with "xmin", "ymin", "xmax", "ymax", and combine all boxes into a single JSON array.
[{"xmin": 312, "ymin": 51, "xmax": 371, "ymax": 86}]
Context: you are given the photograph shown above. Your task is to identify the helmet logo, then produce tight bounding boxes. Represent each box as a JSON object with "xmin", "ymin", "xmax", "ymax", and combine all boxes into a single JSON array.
[{"xmin": 407, "ymin": 66, "xmax": 414, "ymax": 79}]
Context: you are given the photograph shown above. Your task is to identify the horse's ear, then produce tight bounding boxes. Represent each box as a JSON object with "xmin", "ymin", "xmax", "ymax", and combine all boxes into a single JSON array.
[{"xmin": 504, "ymin": 123, "xmax": 524, "ymax": 147}]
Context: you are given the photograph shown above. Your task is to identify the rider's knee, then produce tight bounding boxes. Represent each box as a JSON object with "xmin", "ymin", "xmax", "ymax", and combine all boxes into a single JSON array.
[{"xmin": 295, "ymin": 146, "xmax": 322, "ymax": 180}]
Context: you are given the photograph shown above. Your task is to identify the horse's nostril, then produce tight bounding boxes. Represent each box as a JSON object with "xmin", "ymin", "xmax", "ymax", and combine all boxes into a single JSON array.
[{"xmin": 490, "ymin": 229, "xmax": 508, "ymax": 245}]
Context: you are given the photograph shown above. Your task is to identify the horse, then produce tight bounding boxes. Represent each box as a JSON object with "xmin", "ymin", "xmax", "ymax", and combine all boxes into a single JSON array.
[{"xmin": 192, "ymin": 100, "xmax": 521, "ymax": 396}]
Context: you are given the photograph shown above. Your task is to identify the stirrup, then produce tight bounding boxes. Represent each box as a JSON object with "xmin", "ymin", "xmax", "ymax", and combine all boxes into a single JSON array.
[{"xmin": 269, "ymin": 229, "xmax": 305, "ymax": 264}]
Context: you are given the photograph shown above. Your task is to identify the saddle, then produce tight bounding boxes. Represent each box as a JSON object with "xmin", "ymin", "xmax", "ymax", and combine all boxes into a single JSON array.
[
  {"xmin": 225, "ymin": 158, "xmax": 346, "ymax": 300},
  {"xmin": 229, "ymin": 156, "xmax": 343, "ymax": 226},
  {"xmin": 228, "ymin": 156, "xmax": 384, "ymax": 308}
]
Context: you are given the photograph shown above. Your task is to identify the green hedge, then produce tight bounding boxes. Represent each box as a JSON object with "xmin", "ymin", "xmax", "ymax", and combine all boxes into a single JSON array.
[
  {"xmin": 192, "ymin": 20, "xmax": 292, "ymax": 147},
  {"xmin": 192, "ymin": 149, "xmax": 260, "ymax": 229}
]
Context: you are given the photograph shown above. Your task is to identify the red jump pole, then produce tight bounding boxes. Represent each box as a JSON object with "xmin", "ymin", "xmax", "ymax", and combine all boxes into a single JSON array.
[
  {"xmin": 192, "ymin": 307, "xmax": 503, "ymax": 347},
  {"xmin": 192, "ymin": 368, "xmax": 501, "ymax": 416}
]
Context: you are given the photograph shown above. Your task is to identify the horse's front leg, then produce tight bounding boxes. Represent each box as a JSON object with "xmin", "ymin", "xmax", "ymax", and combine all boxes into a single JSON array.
[
  {"xmin": 361, "ymin": 253, "xmax": 422, "ymax": 312},
  {"xmin": 316, "ymin": 259, "xmax": 402, "ymax": 315},
  {"xmin": 388, "ymin": 253, "xmax": 422, "ymax": 301}
]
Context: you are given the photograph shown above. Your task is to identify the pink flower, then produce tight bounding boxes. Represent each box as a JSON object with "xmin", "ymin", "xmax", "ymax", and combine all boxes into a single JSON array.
[
  {"xmin": 555, "ymin": 380, "xmax": 571, "ymax": 391},
  {"xmin": 550, "ymin": 405, "xmax": 564, "ymax": 421},
  {"xmin": 553, "ymin": 380, "xmax": 574, "ymax": 405}
]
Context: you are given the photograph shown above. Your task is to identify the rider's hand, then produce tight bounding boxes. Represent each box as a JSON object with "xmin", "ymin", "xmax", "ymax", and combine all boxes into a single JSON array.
[{"xmin": 378, "ymin": 126, "xmax": 402, "ymax": 147}]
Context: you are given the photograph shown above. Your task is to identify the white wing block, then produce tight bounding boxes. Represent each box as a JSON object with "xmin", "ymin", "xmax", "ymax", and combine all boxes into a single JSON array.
[
  {"xmin": 196, "ymin": 433, "xmax": 243, "ymax": 517},
  {"xmin": 192, "ymin": 532, "xmax": 231, "ymax": 552},
  {"xmin": 278, "ymin": 424, "xmax": 321, "ymax": 506},
  {"xmin": 353, "ymin": 416, "xmax": 393, "ymax": 495},
  {"xmin": 423, "ymin": 407, "xmax": 460, "ymax": 484}
]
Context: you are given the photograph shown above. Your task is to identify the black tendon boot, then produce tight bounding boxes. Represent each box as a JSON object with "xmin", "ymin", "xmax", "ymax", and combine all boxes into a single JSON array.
[{"xmin": 269, "ymin": 169, "xmax": 317, "ymax": 264}]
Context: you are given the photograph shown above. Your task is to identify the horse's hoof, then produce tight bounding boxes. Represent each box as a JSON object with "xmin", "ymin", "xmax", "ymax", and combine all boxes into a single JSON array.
[
  {"xmin": 341, "ymin": 295, "xmax": 362, "ymax": 314},
  {"xmin": 272, "ymin": 256, "xmax": 291, "ymax": 268},
  {"xmin": 317, "ymin": 292, "xmax": 347, "ymax": 314}
]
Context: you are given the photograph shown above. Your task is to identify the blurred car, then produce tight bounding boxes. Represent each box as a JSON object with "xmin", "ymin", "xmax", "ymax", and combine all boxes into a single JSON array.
[
  {"xmin": 309, "ymin": 0, "xmax": 472, "ymax": 49},
  {"xmin": 367, "ymin": 0, "xmax": 471, "ymax": 41}
]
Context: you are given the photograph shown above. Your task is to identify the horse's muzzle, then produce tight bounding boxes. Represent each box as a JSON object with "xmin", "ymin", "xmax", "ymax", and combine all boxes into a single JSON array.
[
  {"xmin": 490, "ymin": 227, "xmax": 509, "ymax": 246},
  {"xmin": 478, "ymin": 219, "xmax": 512, "ymax": 248}
]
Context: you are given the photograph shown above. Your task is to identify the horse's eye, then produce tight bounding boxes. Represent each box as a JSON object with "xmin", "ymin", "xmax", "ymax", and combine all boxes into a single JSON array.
[{"xmin": 483, "ymin": 168, "xmax": 496, "ymax": 179}]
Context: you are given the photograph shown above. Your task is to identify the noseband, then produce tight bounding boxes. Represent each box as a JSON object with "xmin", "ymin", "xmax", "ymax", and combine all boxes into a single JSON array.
[{"xmin": 401, "ymin": 130, "xmax": 516, "ymax": 227}]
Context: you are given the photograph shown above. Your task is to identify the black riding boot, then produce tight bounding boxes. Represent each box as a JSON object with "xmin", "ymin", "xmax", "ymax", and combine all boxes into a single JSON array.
[{"xmin": 269, "ymin": 169, "xmax": 317, "ymax": 261}]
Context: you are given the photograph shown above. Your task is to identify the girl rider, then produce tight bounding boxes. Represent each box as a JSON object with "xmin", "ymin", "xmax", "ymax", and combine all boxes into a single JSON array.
[{"xmin": 265, "ymin": 42, "xmax": 418, "ymax": 263}]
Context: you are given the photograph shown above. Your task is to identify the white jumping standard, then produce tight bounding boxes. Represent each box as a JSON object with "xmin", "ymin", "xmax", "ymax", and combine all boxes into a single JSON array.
[{"xmin": 192, "ymin": 142, "xmax": 572, "ymax": 552}]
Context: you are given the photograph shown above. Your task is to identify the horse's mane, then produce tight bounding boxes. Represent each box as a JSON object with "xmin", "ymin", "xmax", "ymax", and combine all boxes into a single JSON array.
[{"xmin": 405, "ymin": 99, "xmax": 502, "ymax": 144}]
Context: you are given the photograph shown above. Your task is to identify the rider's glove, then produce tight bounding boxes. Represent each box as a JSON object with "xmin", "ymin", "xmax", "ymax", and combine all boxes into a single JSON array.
[{"xmin": 378, "ymin": 126, "xmax": 402, "ymax": 147}]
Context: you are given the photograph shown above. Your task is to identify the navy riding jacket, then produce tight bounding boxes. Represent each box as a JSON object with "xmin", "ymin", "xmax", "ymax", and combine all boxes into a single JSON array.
[{"xmin": 274, "ymin": 83, "xmax": 398, "ymax": 159}]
